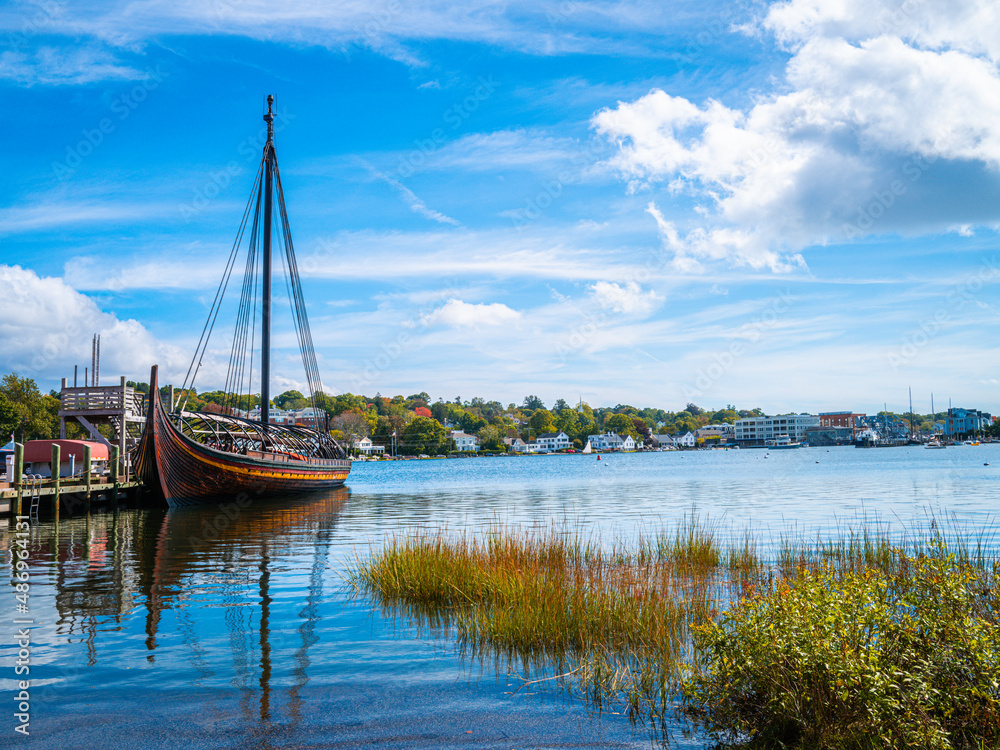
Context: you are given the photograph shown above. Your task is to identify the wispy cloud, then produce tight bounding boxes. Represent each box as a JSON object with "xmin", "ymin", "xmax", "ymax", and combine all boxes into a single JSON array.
[
  {"xmin": 0, "ymin": 1, "xmax": 719, "ymax": 60},
  {"xmin": 0, "ymin": 202, "xmax": 174, "ymax": 234},
  {"xmin": 0, "ymin": 46, "xmax": 144, "ymax": 86},
  {"xmin": 365, "ymin": 163, "xmax": 462, "ymax": 226}
]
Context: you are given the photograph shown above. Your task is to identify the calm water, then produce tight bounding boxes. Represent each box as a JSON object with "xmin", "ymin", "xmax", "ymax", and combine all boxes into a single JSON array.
[{"xmin": 2, "ymin": 446, "xmax": 998, "ymax": 748}]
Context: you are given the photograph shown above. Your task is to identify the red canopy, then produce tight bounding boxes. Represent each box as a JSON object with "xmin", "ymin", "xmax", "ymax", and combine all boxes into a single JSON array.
[{"xmin": 23, "ymin": 440, "xmax": 110, "ymax": 464}]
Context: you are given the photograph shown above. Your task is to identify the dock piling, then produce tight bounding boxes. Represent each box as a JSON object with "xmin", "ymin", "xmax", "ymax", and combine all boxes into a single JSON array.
[
  {"xmin": 111, "ymin": 446, "xmax": 120, "ymax": 504},
  {"xmin": 51, "ymin": 443, "xmax": 60, "ymax": 520},
  {"xmin": 84, "ymin": 444, "xmax": 92, "ymax": 513},
  {"xmin": 13, "ymin": 443, "xmax": 23, "ymax": 516}
]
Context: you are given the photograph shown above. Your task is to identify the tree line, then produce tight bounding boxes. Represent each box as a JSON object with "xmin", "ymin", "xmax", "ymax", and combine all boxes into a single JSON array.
[{"xmin": 4, "ymin": 372, "xmax": 997, "ymax": 455}]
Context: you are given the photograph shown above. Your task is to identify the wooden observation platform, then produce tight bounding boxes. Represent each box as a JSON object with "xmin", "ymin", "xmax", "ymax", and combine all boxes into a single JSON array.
[{"xmin": 58, "ymin": 375, "xmax": 146, "ymax": 474}]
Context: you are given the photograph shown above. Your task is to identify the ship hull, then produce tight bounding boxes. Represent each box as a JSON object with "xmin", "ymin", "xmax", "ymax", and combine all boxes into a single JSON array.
[{"xmin": 137, "ymin": 366, "xmax": 349, "ymax": 507}]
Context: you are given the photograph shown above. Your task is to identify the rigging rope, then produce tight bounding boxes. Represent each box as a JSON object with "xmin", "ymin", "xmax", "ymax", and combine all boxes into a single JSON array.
[{"xmin": 178, "ymin": 158, "xmax": 264, "ymax": 411}]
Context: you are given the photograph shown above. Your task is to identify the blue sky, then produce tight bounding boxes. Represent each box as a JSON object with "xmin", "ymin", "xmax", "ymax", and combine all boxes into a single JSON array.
[{"xmin": 1, "ymin": 0, "xmax": 998, "ymax": 416}]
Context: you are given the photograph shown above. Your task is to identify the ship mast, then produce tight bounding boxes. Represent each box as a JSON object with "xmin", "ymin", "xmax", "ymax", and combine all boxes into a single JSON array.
[{"xmin": 261, "ymin": 95, "xmax": 274, "ymax": 426}]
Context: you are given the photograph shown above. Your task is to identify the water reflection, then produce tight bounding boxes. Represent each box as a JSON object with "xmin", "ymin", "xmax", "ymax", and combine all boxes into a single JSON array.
[
  {"xmin": 15, "ymin": 490, "xmax": 347, "ymax": 727},
  {"xmin": 6, "ymin": 447, "xmax": 999, "ymax": 749}
]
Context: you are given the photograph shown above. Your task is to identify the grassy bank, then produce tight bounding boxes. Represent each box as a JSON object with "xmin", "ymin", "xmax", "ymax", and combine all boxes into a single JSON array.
[{"xmin": 349, "ymin": 520, "xmax": 1000, "ymax": 748}]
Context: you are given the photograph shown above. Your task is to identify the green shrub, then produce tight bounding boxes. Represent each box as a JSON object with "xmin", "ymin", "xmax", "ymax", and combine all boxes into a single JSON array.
[{"xmin": 684, "ymin": 542, "xmax": 1000, "ymax": 749}]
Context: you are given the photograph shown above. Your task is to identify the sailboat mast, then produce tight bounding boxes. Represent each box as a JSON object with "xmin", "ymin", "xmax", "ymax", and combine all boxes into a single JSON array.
[
  {"xmin": 908, "ymin": 386, "xmax": 914, "ymax": 437},
  {"xmin": 261, "ymin": 95, "xmax": 275, "ymax": 426}
]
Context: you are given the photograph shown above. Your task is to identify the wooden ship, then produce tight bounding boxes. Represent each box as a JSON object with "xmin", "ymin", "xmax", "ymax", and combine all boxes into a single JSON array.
[{"xmin": 136, "ymin": 96, "xmax": 350, "ymax": 507}]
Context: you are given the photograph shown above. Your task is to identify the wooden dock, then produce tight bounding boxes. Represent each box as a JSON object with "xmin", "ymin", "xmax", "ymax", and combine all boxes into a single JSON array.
[
  {"xmin": 2, "ymin": 441, "xmax": 146, "ymax": 518},
  {"xmin": 0, "ymin": 478, "xmax": 144, "ymax": 516}
]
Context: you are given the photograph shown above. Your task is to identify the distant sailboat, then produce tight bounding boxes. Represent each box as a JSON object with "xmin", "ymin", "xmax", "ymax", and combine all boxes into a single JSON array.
[{"xmin": 582, "ymin": 440, "xmax": 593, "ymax": 454}]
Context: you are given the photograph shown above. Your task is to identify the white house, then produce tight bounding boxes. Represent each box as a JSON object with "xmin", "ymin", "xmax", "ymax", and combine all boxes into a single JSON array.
[
  {"xmin": 673, "ymin": 431, "xmax": 696, "ymax": 448},
  {"xmin": 450, "ymin": 431, "xmax": 479, "ymax": 452},
  {"xmin": 521, "ymin": 441, "xmax": 546, "ymax": 453},
  {"xmin": 504, "ymin": 436, "xmax": 527, "ymax": 452},
  {"xmin": 589, "ymin": 432, "xmax": 624, "ymax": 451},
  {"xmin": 535, "ymin": 431, "xmax": 570, "ymax": 452},
  {"xmin": 354, "ymin": 437, "xmax": 385, "ymax": 455},
  {"xmin": 620, "ymin": 435, "xmax": 637, "ymax": 451}
]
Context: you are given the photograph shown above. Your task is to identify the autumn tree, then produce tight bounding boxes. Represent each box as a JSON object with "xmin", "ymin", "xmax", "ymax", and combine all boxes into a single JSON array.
[
  {"xmin": 528, "ymin": 408, "xmax": 556, "ymax": 435},
  {"xmin": 477, "ymin": 424, "xmax": 505, "ymax": 451},
  {"xmin": 0, "ymin": 393, "xmax": 16, "ymax": 441},
  {"xmin": 632, "ymin": 416, "xmax": 651, "ymax": 443},
  {"xmin": 522, "ymin": 395, "xmax": 545, "ymax": 410},
  {"xmin": 556, "ymin": 408, "xmax": 579, "ymax": 436},
  {"xmin": 603, "ymin": 413, "xmax": 638, "ymax": 439},
  {"xmin": 400, "ymin": 416, "xmax": 449, "ymax": 455},
  {"xmin": 0, "ymin": 373, "xmax": 55, "ymax": 442},
  {"xmin": 333, "ymin": 409, "xmax": 370, "ymax": 447}
]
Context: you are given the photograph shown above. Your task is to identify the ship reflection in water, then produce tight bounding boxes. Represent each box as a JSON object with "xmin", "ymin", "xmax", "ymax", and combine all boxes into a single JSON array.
[{"xmin": 8, "ymin": 485, "xmax": 645, "ymax": 750}]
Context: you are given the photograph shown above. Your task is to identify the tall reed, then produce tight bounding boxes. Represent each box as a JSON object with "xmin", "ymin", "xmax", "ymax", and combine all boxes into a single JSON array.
[{"xmin": 349, "ymin": 515, "xmax": 1000, "ymax": 747}]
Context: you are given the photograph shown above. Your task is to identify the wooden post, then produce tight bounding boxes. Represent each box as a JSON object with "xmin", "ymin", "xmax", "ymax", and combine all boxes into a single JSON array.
[
  {"xmin": 111, "ymin": 446, "xmax": 120, "ymax": 504},
  {"xmin": 14, "ymin": 443, "xmax": 23, "ymax": 516},
  {"xmin": 51, "ymin": 443, "xmax": 61, "ymax": 520},
  {"xmin": 121, "ymin": 376, "xmax": 128, "ymax": 481},
  {"xmin": 84, "ymin": 444, "xmax": 92, "ymax": 513},
  {"xmin": 60, "ymin": 378, "xmax": 67, "ymax": 439}
]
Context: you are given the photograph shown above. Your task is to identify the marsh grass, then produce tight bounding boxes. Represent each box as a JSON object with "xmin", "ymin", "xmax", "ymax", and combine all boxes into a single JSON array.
[{"xmin": 349, "ymin": 515, "xmax": 1000, "ymax": 748}]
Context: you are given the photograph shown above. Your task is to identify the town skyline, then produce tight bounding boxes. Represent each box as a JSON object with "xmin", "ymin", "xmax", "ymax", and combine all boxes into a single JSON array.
[{"xmin": 2, "ymin": 1, "xmax": 999, "ymax": 416}]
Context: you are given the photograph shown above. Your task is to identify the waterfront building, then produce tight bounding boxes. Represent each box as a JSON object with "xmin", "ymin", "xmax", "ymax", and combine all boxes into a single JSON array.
[
  {"xmin": 504, "ymin": 436, "xmax": 527, "ymax": 452},
  {"xmin": 240, "ymin": 406, "xmax": 297, "ymax": 426},
  {"xmin": 292, "ymin": 407, "xmax": 325, "ymax": 429},
  {"xmin": 803, "ymin": 425, "xmax": 854, "ymax": 446},
  {"xmin": 589, "ymin": 432, "xmax": 624, "ymax": 451},
  {"xmin": 651, "ymin": 434, "xmax": 674, "ymax": 448},
  {"xmin": 620, "ymin": 435, "xmax": 637, "ymax": 451},
  {"xmin": 695, "ymin": 425, "xmax": 733, "ymax": 441},
  {"xmin": 945, "ymin": 407, "xmax": 993, "ymax": 437},
  {"xmin": 818, "ymin": 412, "xmax": 865, "ymax": 440},
  {"xmin": 354, "ymin": 437, "xmax": 385, "ymax": 455},
  {"xmin": 733, "ymin": 414, "xmax": 820, "ymax": 447},
  {"xmin": 535, "ymin": 431, "xmax": 571, "ymax": 452},
  {"xmin": 673, "ymin": 431, "xmax": 696, "ymax": 448},
  {"xmin": 450, "ymin": 431, "xmax": 479, "ymax": 451}
]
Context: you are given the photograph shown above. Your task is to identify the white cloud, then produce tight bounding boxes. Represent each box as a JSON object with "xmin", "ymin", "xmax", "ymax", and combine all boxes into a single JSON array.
[
  {"xmin": 0, "ymin": 46, "xmax": 144, "ymax": 86},
  {"xmin": 0, "ymin": 265, "xmax": 189, "ymax": 384},
  {"xmin": 419, "ymin": 299, "xmax": 521, "ymax": 328},
  {"xmin": 763, "ymin": 0, "xmax": 1000, "ymax": 61},
  {"xmin": 0, "ymin": 202, "xmax": 173, "ymax": 234},
  {"xmin": 426, "ymin": 129, "xmax": 586, "ymax": 173},
  {"xmin": 0, "ymin": 1, "xmax": 706, "ymax": 63},
  {"xmin": 63, "ymin": 254, "xmax": 229, "ymax": 291},
  {"xmin": 588, "ymin": 281, "xmax": 662, "ymax": 316},
  {"xmin": 366, "ymin": 165, "xmax": 461, "ymax": 226},
  {"xmin": 593, "ymin": 0, "xmax": 1000, "ymax": 269}
]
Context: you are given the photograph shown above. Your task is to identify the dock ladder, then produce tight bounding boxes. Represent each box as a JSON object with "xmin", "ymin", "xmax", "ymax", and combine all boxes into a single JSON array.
[{"xmin": 27, "ymin": 476, "xmax": 42, "ymax": 518}]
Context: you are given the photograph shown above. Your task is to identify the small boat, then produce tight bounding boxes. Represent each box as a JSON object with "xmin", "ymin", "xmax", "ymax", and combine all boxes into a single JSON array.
[
  {"xmin": 925, "ymin": 439, "xmax": 946, "ymax": 449},
  {"xmin": 137, "ymin": 97, "xmax": 350, "ymax": 506},
  {"xmin": 582, "ymin": 440, "xmax": 593, "ymax": 454},
  {"xmin": 765, "ymin": 434, "xmax": 802, "ymax": 449}
]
